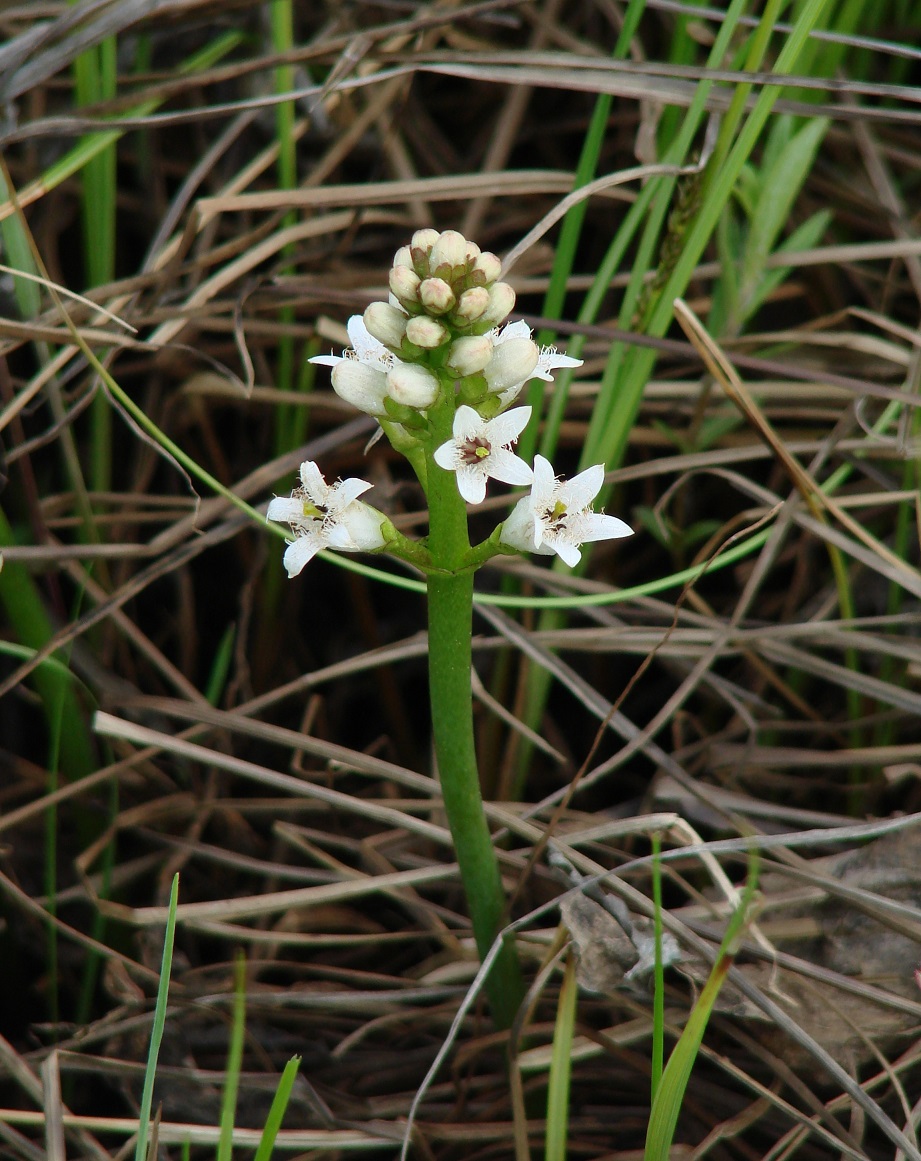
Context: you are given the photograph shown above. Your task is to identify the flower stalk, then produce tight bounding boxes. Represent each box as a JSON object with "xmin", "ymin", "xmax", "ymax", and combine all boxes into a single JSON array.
[
  {"xmin": 424, "ymin": 387, "xmax": 525, "ymax": 1025},
  {"xmin": 267, "ymin": 228, "xmax": 634, "ymax": 1029}
]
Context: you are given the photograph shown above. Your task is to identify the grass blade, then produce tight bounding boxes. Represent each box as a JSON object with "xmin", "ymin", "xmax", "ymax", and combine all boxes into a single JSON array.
[{"xmin": 135, "ymin": 873, "xmax": 179, "ymax": 1161}]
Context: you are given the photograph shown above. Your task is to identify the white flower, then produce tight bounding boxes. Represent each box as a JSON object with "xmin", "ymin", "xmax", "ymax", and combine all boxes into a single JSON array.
[
  {"xmin": 330, "ymin": 360, "xmax": 388, "ymax": 415},
  {"xmin": 267, "ymin": 460, "xmax": 386, "ymax": 578},
  {"xmin": 484, "ymin": 320, "xmax": 583, "ymax": 407},
  {"xmin": 500, "ymin": 454, "xmax": 633, "ymax": 567},
  {"xmin": 433, "ymin": 405, "xmax": 534, "ymax": 505},
  {"xmin": 310, "ymin": 315, "xmax": 396, "ymax": 375}
]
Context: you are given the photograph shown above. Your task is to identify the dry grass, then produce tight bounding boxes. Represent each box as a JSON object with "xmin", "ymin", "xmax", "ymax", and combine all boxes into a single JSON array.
[{"xmin": 1, "ymin": 1, "xmax": 920, "ymax": 1158}]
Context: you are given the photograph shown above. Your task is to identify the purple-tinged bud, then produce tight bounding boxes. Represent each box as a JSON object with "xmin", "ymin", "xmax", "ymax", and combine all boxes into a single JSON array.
[
  {"xmin": 481, "ymin": 281, "xmax": 516, "ymax": 325},
  {"xmin": 453, "ymin": 286, "xmax": 490, "ymax": 323},
  {"xmin": 363, "ymin": 302, "xmax": 407, "ymax": 349},
  {"xmin": 387, "ymin": 364, "xmax": 440, "ymax": 410},
  {"xmin": 331, "ymin": 360, "xmax": 389, "ymax": 415},
  {"xmin": 405, "ymin": 315, "xmax": 450, "ymax": 349},
  {"xmin": 419, "ymin": 277, "xmax": 456, "ymax": 315},
  {"xmin": 447, "ymin": 335, "xmax": 494, "ymax": 376},
  {"xmin": 484, "ymin": 337, "xmax": 539, "ymax": 394}
]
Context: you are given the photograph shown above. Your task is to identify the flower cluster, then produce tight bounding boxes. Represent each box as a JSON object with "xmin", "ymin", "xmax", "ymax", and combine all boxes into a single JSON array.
[{"xmin": 268, "ymin": 228, "xmax": 633, "ymax": 573}]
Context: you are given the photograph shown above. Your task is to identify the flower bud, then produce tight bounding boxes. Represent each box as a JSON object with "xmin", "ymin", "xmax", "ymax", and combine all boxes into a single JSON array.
[
  {"xmin": 333, "ymin": 501, "xmax": 388, "ymax": 553},
  {"xmin": 387, "ymin": 363, "xmax": 440, "ymax": 409},
  {"xmin": 473, "ymin": 251, "xmax": 502, "ymax": 285},
  {"xmin": 331, "ymin": 360, "xmax": 389, "ymax": 415},
  {"xmin": 464, "ymin": 240, "xmax": 481, "ymax": 261},
  {"xmin": 363, "ymin": 301, "xmax": 407, "ymax": 349},
  {"xmin": 481, "ymin": 281, "xmax": 516, "ymax": 325},
  {"xmin": 484, "ymin": 337, "xmax": 539, "ymax": 393},
  {"xmin": 447, "ymin": 335, "xmax": 494, "ymax": 376},
  {"xmin": 389, "ymin": 264, "xmax": 421, "ymax": 304},
  {"xmin": 453, "ymin": 286, "xmax": 489, "ymax": 323},
  {"xmin": 405, "ymin": 315, "xmax": 450, "ymax": 349},
  {"xmin": 392, "ymin": 245, "xmax": 413, "ymax": 269},
  {"xmin": 411, "ymin": 228, "xmax": 440, "ymax": 254},
  {"xmin": 429, "ymin": 229, "xmax": 468, "ymax": 274},
  {"xmin": 419, "ymin": 277, "xmax": 456, "ymax": 315}
]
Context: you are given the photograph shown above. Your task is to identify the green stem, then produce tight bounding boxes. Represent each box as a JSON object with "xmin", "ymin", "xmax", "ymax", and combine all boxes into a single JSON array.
[{"xmin": 424, "ymin": 393, "xmax": 524, "ymax": 1028}]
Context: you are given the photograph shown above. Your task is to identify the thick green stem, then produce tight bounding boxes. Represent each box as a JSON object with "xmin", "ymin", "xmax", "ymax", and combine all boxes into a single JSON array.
[{"xmin": 424, "ymin": 393, "xmax": 525, "ymax": 1028}]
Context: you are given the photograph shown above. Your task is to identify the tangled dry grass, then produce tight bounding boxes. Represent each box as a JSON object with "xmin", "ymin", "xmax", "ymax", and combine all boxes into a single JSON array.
[{"xmin": 1, "ymin": 1, "xmax": 921, "ymax": 1158}]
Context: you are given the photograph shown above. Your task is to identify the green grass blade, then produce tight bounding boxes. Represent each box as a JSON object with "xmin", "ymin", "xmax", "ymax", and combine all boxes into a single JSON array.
[
  {"xmin": 650, "ymin": 833, "xmax": 664, "ymax": 1102},
  {"xmin": 69, "ymin": 16, "xmax": 118, "ymax": 492},
  {"xmin": 253, "ymin": 1056, "xmax": 302, "ymax": 1161},
  {"xmin": 135, "ymin": 873, "xmax": 180, "ymax": 1161},
  {"xmin": 586, "ymin": 0, "xmax": 835, "ymax": 479},
  {"xmin": 545, "ymin": 952, "xmax": 578, "ymax": 1161},
  {"xmin": 644, "ymin": 856, "xmax": 760, "ymax": 1161},
  {"xmin": 217, "ymin": 952, "xmax": 248, "ymax": 1161},
  {"xmin": 205, "ymin": 623, "xmax": 236, "ymax": 706},
  {"xmin": 520, "ymin": 0, "xmax": 650, "ymax": 465},
  {"xmin": 0, "ymin": 511, "xmax": 96, "ymax": 780}
]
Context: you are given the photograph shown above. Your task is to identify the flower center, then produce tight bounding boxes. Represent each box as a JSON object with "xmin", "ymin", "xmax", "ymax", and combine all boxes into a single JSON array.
[
  {"xmin": 299, "ymin": 496, "xmax": 328, "ymax": 522},
  {"xmin": 544, "ymin": 499, "xmax": 571, "ymax": 534},
  {"xmin": 460, "ymin": 436, "xmax": 492, "ymax": 465}
]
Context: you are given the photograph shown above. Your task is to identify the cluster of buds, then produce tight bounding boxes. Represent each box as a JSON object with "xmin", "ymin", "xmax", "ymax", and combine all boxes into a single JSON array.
[
  {"xmin": 312, "ymin": 229, "xmax": 575, "ymax": 425},
  {"xmin": 388, "ymin": 228, "xmax": 514, "ymax": 335},
  {"xmin": 268, "ymin": 229, "xmax": 633, "ymax": 576}
]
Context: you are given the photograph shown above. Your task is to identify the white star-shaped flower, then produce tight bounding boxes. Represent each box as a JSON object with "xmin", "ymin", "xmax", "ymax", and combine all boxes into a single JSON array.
[
  {"xmin": 433, "ymin": 405, "xmax": 534, "ymax": 504},
  {"xmin": 486, "ymin": 320, "xmax": 583, "ymax": 407},
  {"xmin": 267, "ymin": 460, "xmax": 386, "ymax": 578},
  {"xmin": 310, "ymin": 316, "xmax": 396, "ymax": 375},
  {"xmin": 500, "ymin": 454, "xmax": 633, "ymax": 567},
  {"xmin": 309, "ymin": 316, "xmax": 401, "ymax": 416}
]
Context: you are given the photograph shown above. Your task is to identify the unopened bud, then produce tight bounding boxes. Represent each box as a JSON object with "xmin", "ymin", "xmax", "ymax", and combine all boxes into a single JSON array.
[
  {"xmin": 408, "ymin": 227, "xmax": 439, "ymax": 264},
  {"xmin": 331, "ymin": 360, "xmax": 389, "ymax": 415},
  {"xmin": 481, "ymin": 281, "xmax": 516, "ymax": 325},
  {"xmin": 464, "ymin": 240, "xmax": 481, "ymax": 261},
  {"xmin": 419, "ymin": 277, "xmax": 456, "ymax": 315},
  {"xmin": 363, "ymin": 301, "xmax": 407, "ymax": 349},
  {"xmin": 473, "ymin": 251, "xmax": 502, "ymax": 284},
  {"xmin": 429, "ymin": 229, "xmax": 468, "ymax": 274},
  {"xmin": 454, "ymin": 286, "xmax": 489, "ymax": 323},
  {"xmin": 392, "ymin": 245, "xmax": 414, "ymax": 269},
  {"xmin": 447, "ymin": 335, "xmax": 494, "ymax": 376},
  {"xmin": 389, "ymin": 264, "xmax": 421, "ymax": 305},
  {"xmin": 484, "ymin": 337, "xmax": 539, "ymax": 394},
  {"xmin": 387, "ymin": 364, "xmax": 440, "ymax": 410},
  {"xmin": 406, "ymin": 315, "xmax": 450, "ymax": 349}
]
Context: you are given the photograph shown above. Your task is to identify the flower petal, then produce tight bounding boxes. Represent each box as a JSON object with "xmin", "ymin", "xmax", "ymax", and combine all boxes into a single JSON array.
[
  {"xmin": 578, "ymin": 512, "xmax": 634, "ymax": 542},
  {"xmin": 266, "ymin": 496, "xmax": 304, "ymax": 524},
  {"xmin": 484, "ymin": 446, "xmax": 533, "ymax": 488},
  {"xmin": 334, "ymin": 477, "xmax": 374, "ymax": 507},
  {"xmin": 433, "ymin": 440, "xmax": 462, "ymax": 472},
  {"xmin": 298, "ymin": 460, "xmax": 328, "ymax": 498},
  {"xmin": 551, "ymin": 539, "xmax": 582, "ymax": 567},
  {"xmin": 499, "ymin": 495, "xmax": 536, "ymax": 553},
  {"xmin": 559, "ymin": 462, "xmax": 604, "ymax": 510},
  {"xmin": 455, "ymin": 463, "xmax": 488, "ymax": 505},
  {"xmin": 282, "ymin": 534, "xmax": 322, "ymax": 577}
]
